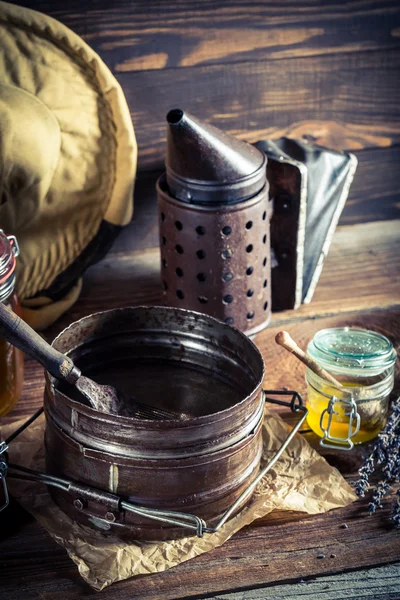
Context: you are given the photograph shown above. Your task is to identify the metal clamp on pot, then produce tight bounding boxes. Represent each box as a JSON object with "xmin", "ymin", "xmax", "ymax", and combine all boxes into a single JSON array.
[{"xmin": 2, "ymin": 391, "xmax": 307, "ymax": 538}]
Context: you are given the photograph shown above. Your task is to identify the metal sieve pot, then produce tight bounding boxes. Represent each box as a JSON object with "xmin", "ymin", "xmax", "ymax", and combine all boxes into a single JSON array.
[{"xmin": 1, "ymin": 307, "xmax": 306, "ymax": 542}]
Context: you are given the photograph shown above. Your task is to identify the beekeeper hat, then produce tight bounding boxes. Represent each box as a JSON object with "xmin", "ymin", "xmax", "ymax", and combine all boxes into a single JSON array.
[{"xmin": 0, "ymin": 1, "xmax": 137, "ymax": 329}]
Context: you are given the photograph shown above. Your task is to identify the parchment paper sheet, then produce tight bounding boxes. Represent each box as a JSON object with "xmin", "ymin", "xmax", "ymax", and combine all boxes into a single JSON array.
[{"xmin": 1, "ymin": 410, "xmax": 356, "ymax": 590}]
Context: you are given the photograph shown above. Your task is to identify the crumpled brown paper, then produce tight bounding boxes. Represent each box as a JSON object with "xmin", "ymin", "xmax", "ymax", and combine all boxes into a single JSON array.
[{"xmin": 1, "ymin": 410, "xmax": 356, "ymax": 590}]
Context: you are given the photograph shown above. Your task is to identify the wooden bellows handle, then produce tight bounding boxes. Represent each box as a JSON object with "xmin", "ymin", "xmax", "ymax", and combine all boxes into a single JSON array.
[
  {"xmin": 0, "ymin": 302, "xmax": 79, "ymax": 383},
  {"xmin": 275, "ymin": 330, "xmax": 343, "ymax": 388}
]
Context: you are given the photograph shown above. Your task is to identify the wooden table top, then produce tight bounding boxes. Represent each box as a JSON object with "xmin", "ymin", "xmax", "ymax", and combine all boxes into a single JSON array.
[
  {"xmin": 1, "ymin": 179, "xmax": 400, "ymax": 598},
  {"xmin": 1, "ymin": 0, "xmax": 400, "ymax": 596}
]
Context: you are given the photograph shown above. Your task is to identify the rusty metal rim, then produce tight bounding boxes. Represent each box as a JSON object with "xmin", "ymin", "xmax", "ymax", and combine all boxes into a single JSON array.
[
  {"xmin": 44, "ymin": 417, "xmax": 264, "ymax": 506},
  {"xmin": 45, "ymin": 394, "xmax": 265, "ymax": 460},
  {"xmin": 49, "ymin": 306, "xmax": 265, "ymax": 426},
  {"xmin": 44, "ymin": 381, "xmax": 263, "ymax": 451},
  {"xmin": 46, "ymin": 367, "xmax": 262, "ymax": 431},
  {"xmin": 157, "ymin": 175, "xmax": 270, "ymax": 213},
  {"xmin": 2, "ymin": 392, "xmax": 308, "ymax": 537}
]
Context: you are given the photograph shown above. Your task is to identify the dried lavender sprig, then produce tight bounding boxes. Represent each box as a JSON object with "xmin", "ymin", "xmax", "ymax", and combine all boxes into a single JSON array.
[
  {"xmin": 392, "ymin": 490, "xmax": 400, "ymax": 527},
  {"xmin": 384, "ymin": 398, "xmax": 400, "ymax": 435},
  {"xmin": 354, "ymin": 399, "xmax": 400, "ymax": 497},
  {"xmin": 354, "ymin": 452, "xmax": 376, "ymax": 498},
  {"xmin": 353, "ymin": 396, "xmax": 400, "ymax": 524},
  {"xmin": 368, "ymin": 480, "xmax": 391, "ymax": 513},
  {"xmin": 382, "ymin": 433, "xmax": 400, "ymax": 481}
]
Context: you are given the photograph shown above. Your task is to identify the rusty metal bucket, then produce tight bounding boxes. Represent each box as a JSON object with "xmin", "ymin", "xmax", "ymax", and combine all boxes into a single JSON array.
[{"xmin": 44, "ymin": 306, "xmax": 266, "ymax": 540}]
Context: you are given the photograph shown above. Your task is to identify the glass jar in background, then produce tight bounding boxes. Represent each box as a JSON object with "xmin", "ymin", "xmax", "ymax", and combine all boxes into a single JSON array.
[
  {"xmin": 0, "ymin": 230, "xmax": 24, "ymax": 417},
  {"xmin": 305, "ymin": 327, "xmax": 397, "ymax": 450}
]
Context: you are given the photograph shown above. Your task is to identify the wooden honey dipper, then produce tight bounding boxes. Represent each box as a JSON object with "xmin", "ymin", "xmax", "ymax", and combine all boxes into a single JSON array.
[{"xmin": 275, "ymin": 331, "xmax": 343, "ymax": 388}]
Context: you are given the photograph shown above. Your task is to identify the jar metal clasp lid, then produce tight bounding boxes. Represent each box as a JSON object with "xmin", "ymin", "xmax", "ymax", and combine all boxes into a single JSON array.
[
  {"xmin": 0, "ymin": 229, "xmax": 20, "ymax": 259},
  {"xmin": 0, "ymin": 441, "xmax": 9, "ymax": 511},
  {"xmin": 8, "ymin": 235, "xmax": 20, "ymax": 258},
  {"xmin": 0, "ymin": 229, "xmax": 20, "ymax": 301},
  {"xmin": 319, "ymin": 396, "xmax": 361, "ymax": 451}
]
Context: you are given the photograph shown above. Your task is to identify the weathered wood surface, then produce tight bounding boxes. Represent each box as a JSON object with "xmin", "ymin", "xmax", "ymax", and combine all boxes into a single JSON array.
[
  {"xmin": 339, "ymin": 145, "xmax": 400, "ymax": 225},
  {"xmin": 11, "ymin": 0, "xmax": 400, "ymax": 169},
  {"xmin": 203, "ymin": 563, "xmax": 400, "ymax": 600},
  {"xmin": 121, "ymin": 48, "xmax": 400, "ymax": 169},
  {"xmin": 15, "ymin": 0, "xmax": 400, "ymax": 69},
  {"xmin": 1, "ymin": 465, "xmax": 400, "ymax": 600},
  {"xmin": 1, "ymin": 1, "xmax": 400, "ymax": 598},
  {"xmin": 113, "ymin": 143, "xmax": 400, "ymax": 256}
]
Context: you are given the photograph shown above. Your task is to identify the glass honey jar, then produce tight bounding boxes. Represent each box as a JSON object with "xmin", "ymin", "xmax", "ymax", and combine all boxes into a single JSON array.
[
  {"xmin": 0, "ymin": 230, "xmax": 24, "ymax": 416},
  {"xmin": 305, "ymin": 327, "xmax": 397, "ymax": 450}
]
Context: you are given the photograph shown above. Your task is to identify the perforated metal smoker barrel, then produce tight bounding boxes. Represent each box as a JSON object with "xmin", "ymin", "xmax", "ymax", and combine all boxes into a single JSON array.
[
  {"xmin": 157, "ymin": 176, "xmax": 271, "ymax": 336},
  {"xmin": 157, "ymin": 109, "xmax": 272, "ymax": 336}
]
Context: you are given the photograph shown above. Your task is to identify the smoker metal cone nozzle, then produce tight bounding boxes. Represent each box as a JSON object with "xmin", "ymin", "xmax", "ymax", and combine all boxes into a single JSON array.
[{"xmin": 165, "ymin": 108, "xmax": 266, "ymax": 205}]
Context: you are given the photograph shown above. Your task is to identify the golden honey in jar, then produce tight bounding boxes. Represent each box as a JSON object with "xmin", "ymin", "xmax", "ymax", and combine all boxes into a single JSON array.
[
  {"xmin": 305, "ymin": 328, "xmax": 396, "ymax": 449},
  {"xmin": 0, "ymin": 230, "xmax": 24, "ymax": 416}
]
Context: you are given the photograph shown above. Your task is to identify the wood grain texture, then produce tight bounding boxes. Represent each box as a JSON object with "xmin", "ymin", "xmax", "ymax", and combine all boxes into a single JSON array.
[
  {"xmin": 1, "ymin": 462, "xmax": 399, "ymax": 600},
  {"xmin": 39, "ymin": 219, "xmax": 398, "ymax": 343},
  {"xmin": 120, "ymin": 48, "xmax": 400, "ymax": 169},
  {"xmin": 339, "ymin": 145, "xmax": 400, "ymax": 225},
  {"xmin": 111, "ymin": 144, "xmax": 400, "ymax": 257},
  {"xmin": 9, "ymin": 1, "xmax": 400, "ymax": 170},
  {"xmin": 203, "ymin": 563, "xmax": 400, "ymax": 600},
  {"xmin": 13, "ymin": 0, "xmax": 400, "ymax": 70},
  {"xmin": 1, "ymin": 2, "xmax": 399, "ymax": 597}
]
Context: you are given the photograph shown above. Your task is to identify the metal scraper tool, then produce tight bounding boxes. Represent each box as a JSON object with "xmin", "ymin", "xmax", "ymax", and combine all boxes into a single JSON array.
[{"xmin": 0, "ymin": 302, "xmax": 180, "ymax": 420}]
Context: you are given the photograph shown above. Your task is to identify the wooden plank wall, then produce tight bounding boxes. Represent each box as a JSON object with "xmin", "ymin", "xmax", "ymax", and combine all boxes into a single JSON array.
[{"xmin": 11, "ymin": 0, "xmax": 400, "ymax": 237}]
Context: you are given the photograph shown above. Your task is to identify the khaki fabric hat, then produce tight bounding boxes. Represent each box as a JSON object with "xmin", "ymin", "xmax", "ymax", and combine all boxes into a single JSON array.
[{"xmin": 0, "ymin": 1, "xmax": 137, "ymax": 329}]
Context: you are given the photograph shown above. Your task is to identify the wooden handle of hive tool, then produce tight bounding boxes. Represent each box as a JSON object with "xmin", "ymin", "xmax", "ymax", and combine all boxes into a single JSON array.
[
  {"xmin": 275, "ymin": 330, "xmax": 343, "ymax": 388},
  {"xmin": 0, "ymin": 302, "xmax": 79, "ymax": 383}
]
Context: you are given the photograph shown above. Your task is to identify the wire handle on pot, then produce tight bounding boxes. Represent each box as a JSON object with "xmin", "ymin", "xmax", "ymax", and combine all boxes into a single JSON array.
[
  {"xmin": 5, "ymin": 462, "xmax": 207, "ymax": 538},
  {"xmin": 1, "ymin": 392, "xmax": 307, "ymax": 537},
  {"xmin": 204, "ymin": 390, "xmax": 307, "ymax": 534}
]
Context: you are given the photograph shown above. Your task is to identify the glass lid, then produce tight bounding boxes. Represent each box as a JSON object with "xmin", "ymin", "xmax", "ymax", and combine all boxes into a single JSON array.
[{"xmin": 307, "ymin": 327, "xmax": 397, "ymax": 373}]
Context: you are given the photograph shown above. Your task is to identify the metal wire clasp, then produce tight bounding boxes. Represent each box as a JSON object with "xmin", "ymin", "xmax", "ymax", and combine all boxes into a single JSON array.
[
  {"xmin": 0, "ymin": 229, "xmax": 20, "ymax": 258},
  {"xmin": 203, "ymin": 389, "xmax": 308, "ymax": 534},
  {"xmin": 0, "ymin": 441, "xmax": 9, "ymax": 511},
  {"xmin": 319, "ymin": 396, "xmax": 360, "ymax": 451}
]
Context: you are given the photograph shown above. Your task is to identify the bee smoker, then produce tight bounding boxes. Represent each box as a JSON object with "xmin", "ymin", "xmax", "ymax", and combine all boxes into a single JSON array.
[{"xmin": 157, "ymin": 109, "xmax": 271, "ymax": 336}]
